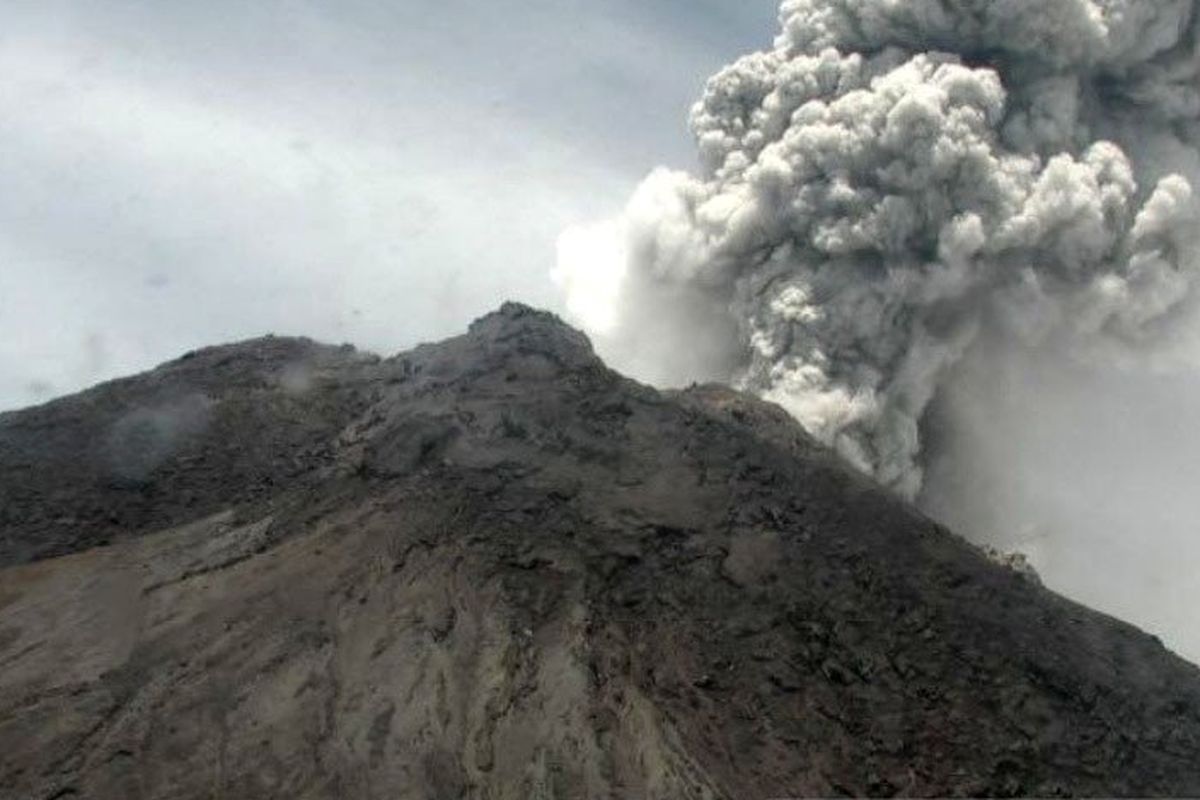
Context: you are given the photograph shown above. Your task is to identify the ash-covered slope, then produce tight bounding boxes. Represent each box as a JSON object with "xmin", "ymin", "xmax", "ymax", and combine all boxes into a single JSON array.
[{"xmin": 1, "ymin": 303, "xmax": 1198, "ymax": 798}]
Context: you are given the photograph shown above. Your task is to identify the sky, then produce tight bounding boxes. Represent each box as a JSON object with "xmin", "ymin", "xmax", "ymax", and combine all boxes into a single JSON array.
[{"xmin": 0, "ymin": 0, "xmax": 779, "ymax": 410}]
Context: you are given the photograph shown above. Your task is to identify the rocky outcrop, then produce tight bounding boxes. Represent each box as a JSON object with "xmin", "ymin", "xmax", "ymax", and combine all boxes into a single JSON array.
[{"xmin": 1, "ymin": 303, "xmax": 1198, "ymax": 798}]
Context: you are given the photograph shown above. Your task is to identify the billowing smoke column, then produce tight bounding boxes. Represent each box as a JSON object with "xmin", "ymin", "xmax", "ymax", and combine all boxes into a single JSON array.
[{"xmin": 555, "ymin": 0, "xmax": 1200, "ymax": 499}]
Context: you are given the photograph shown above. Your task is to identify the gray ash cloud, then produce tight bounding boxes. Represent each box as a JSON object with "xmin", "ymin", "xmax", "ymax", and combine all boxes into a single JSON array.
[{"xmin": 556, "ymin": 0, "xmax": 1200, "ymax": 498}]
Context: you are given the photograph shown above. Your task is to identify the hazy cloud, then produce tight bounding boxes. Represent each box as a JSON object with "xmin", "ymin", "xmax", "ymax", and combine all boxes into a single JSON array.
[{"xmin": 0, "ymin": 0, "xmax": 777, "ymax": 409}]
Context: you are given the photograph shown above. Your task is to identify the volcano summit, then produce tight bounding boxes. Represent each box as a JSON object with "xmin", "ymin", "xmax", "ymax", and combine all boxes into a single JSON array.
[{"xmin": 1, "ymin": 304, "xmax": 1198, "ymax": 798}]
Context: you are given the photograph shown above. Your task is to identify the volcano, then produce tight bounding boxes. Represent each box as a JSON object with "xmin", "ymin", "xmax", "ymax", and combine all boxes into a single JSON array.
[{"xmin": 1, "ymin": 303, "xmax": 1198, "ymax": 798}]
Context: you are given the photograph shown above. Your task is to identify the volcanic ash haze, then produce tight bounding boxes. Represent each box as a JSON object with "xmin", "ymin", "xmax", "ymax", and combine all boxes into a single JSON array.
[{"xmin": 555, "ymin": 0, "xmax": 1200, "ymax": 660}]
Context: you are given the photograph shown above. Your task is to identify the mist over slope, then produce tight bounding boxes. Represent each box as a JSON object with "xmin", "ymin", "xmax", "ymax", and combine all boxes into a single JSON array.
[
  {"xmin": 1, "ymin": 304, "xmax": 1199, "ymax": 798},
  {"xmin": 555, "ymin": 0, "xmax": 1200, "ymax": 659}
]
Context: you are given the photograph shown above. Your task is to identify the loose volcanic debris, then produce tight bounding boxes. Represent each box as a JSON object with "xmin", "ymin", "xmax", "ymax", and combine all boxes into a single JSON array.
[{"xmin": 1, "ymin": 302, "xmax": 1198, "ymax": 798}]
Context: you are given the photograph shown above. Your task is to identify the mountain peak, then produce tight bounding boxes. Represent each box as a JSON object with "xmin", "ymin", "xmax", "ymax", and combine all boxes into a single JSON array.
[
  {"xmin": 464, "ymin": 300, "xmax": 597, "ymax": 366},
  {"xmin": 1, "ymin": 305, "xmax": 1199, "ymax": 798}
]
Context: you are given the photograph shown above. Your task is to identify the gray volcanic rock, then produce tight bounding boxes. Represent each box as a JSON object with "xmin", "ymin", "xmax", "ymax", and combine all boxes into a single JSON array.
[{"xmin": 1, "ymin": 302, "xmax": 1199, "ymax": 798}]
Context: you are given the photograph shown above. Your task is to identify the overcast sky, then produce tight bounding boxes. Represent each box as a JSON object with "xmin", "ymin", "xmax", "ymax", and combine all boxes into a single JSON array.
[{"xmin": 0, "ymin": 0, "xmax": 777, "ymax": 409}]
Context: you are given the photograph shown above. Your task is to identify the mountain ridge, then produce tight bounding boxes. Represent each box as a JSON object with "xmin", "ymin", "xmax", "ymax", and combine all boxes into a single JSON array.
[{"xmin": 1, "ymin": 302, "xmax": 1198, "ymax": 798}]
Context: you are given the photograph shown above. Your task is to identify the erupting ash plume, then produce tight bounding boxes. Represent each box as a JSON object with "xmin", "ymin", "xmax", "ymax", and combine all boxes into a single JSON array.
[{"xmin": 555, "ymin": 0, "xmax": 1200, "ymax": 499}]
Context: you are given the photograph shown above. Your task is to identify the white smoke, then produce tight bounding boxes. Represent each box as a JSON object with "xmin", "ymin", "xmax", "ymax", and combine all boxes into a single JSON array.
[{"xmin": 555, "ymin": 1, "xmax": 1200, "ymax": 657}]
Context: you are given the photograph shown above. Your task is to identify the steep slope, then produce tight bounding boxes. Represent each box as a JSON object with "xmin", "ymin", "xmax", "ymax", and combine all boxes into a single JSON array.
[{"xmin": 1, "ymin": 303, "xmax": 1198, "ymax": 798}]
